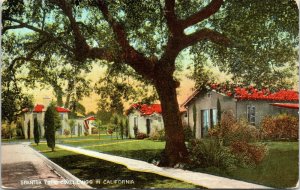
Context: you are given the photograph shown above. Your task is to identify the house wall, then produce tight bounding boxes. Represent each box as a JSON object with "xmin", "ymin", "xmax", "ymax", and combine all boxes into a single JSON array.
[
  {"xmin": 186, "ymin": 91, "xmax": 236, "ymax": 139},
  {"xmin": 23, "ymin": 111, "xmax": 71, "ymax": 139},
  {"xmin": 128, "ymin": 111, "xmax": 164, "ymax": 138},
  {"xmin": 236, "ymin": 100, "xmax": 299, "ymax": 126}
]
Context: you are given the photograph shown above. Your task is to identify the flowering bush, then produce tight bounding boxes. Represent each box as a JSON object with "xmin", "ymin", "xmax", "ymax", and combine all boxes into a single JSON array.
[
  {"xmin": 91, "ymin": 127, "xmax": 99, "ymax": 134},
  {"xmin": 230, "ymin": 141, "xmax": 268, "ymax": 167},
  {"xmin": 136, "ymin": 132, "xmax": 148, "ymax": 139},
  {"xmin": 261, "ymin": 114, "xmax": 298, "ymax": 141},
  {"xmin": 208, "ymin": 111, "xmax": 259, "ymax": 146},
  {"xmin": 207, "ymin": 111, "xmax": 267, "ymax": 167},
  {"xmin": 63, "ymin": 129, "xmax": 70, "ymax": 136}
]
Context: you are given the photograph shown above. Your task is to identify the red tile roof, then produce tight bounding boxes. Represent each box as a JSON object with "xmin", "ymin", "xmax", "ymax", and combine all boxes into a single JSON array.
[
  {"xmin": 85, "ymin": 116, "xmax": 96, "ymax": 120},
  {"xmin": 33, "ymin": 104, "xmax": 44, "ymax": 112},
  {"xmin": 126, "ymin": 104, "xmax": 162, "ymax": 116},
  {"xmin": 182, "ymin": 86, "xmax": 299, "ymax": 107},
  {"xmin": 55, "ymin": 106, "xmax": 70, "ymax": 113},
  {"xmin": 26, "ymin": 104, "xmax": 70, "ymax": 113},
  {"xmin": 270, "ymin": 103, "xmax": 299, "ymax": 109}
]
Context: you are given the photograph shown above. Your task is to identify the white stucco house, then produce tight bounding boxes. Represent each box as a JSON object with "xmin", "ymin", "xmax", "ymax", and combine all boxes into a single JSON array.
[
  {"xmin": 22, "ymin": 98, "xmax": 96, "ymax": 139},
  {"xmin": 126, "ymin": 104, "xmax": 164, "ymax": 138},
  {"xmin": 182, "ymin": 86, "xmax": 299, "ymax": 139}
]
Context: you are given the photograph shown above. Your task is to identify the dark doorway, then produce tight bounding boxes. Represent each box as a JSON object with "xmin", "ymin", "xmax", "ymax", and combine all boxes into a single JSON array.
[
  {"xmin": 146, "ymin": 119, "xmax": 151, "ymax": 135},
  {"xmin": 27, "ymin": 120, "xmax": 30, "ymax": 139}
]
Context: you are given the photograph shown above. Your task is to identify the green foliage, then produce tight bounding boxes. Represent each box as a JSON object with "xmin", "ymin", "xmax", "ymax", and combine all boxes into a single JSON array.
[
  {"xmin": 94, "ymin": 119, "xmax": 105, "ymax": 139},
  {"xmin": 208, "ymin": 111, "xmax": 267, "ymax": 167},
  {"xmin": 125, "ymin": 118, "xmax": 129, "ymax": 138},
  {"xmin": 190, "ymin": 0, "xmax": 297, "ymax": 91},
  {"xmin": 1, "ymin": 121, "xmax": 17, "ymax": 139},
  {"xmin": 149, "ymin": 127, "xmax": 165, "ymax": 141},
  {"xmin": 33, "ymin": 118, "xmax": 40, "ymax": 145},
  {"xmin": 261, "ymin": 114, "xmax": 299, "ymax": 141},
  {"xmin": 187, "ymin": 139, "xmax": 237, "ymax": 172},
  {"xmin": 183, "ymin": 126, "xmax": 194, "ymax": 142},
  {"xmin": 192, "ymin": 104, "xmax": 197, "ymax": 138},
  {"xmin": 68, "ymin": 119, "xmax": 76, "ymax": 138},
  {"xmin": 44, "ymin": 102, "xmax": 61, "ymax": 151}
]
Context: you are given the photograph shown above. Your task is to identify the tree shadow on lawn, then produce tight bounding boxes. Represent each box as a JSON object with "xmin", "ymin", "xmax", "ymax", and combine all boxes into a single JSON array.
[{"xmin": 49, "ymin": 154, "xmax": 202, "ymax": 189}]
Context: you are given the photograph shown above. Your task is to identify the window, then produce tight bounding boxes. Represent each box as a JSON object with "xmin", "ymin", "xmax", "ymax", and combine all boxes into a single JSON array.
[
  {"xmin": 247, "ymin": 105, "xmax": 256, "ymax": 125},
  {"xmin": 210, "ymin": 109, "xmax": 218, "ymax": 127},
  {"xmin": 201, "ymin": 109, "xmax": 210, "ymax": 137},
  {"xmin": 207, "ymin": 92, "xmax": 212, "ymax": 98}
]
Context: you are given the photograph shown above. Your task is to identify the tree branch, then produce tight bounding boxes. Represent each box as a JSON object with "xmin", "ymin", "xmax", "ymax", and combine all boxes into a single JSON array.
[
  {"xmin": 4, "ymin": 17, "xmax": 73, "ymax": 52},
  {"xmin": 95, "ymin": 0, "xmax": 155, "ymax": 79},
  {"xmin": 180, "ymin": 0, "xmax": 223, "ymax": 29},
  {"xmin": 182, "ymin": 28, "xmax": 231, "ymax": 49},
  {"xmin": 50, "ymin": 0, "xmax": 90, "ymax": 61},
  {"xmin": 164, "ymin": 0, "xmax": 182, "ymax": 35}
]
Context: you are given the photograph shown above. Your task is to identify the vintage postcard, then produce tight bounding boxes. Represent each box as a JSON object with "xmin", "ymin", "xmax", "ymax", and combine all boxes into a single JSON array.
[{"xmin": 1, "ymin": 0, "xmax": 299, "ymax": 189}]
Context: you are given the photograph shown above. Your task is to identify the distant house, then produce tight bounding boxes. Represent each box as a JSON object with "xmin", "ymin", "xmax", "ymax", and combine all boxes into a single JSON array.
[
  {"xmin": 23, "ymin": 103, "xmax": 70, "ymax": 139},
  {"xmin": 182, "ymin": 86, "xmax": 298, "ymax": 139},
  {"xmin": 126, "ymin": 104, "xmax": 164, "ymax": 137},
  {"xmin": 22, "ymin": 98, "xmax": 96, "ymax": 139}
]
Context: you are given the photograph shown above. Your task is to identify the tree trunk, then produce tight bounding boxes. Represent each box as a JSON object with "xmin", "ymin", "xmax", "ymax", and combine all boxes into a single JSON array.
[{"xmin": 154, "ymin": 74, "xmax": 189, "ymax": 167}]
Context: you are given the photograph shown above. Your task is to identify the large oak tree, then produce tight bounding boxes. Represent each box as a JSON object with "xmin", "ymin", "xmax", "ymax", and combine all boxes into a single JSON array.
[{"xmin": 2, "ymin": 0, "xmax": 298, "ymax": 166}]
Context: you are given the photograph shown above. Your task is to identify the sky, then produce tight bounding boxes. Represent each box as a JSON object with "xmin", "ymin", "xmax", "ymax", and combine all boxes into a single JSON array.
[{"xmin": 28, "ymin": 59, "xmax": 235, "ymax": 113}]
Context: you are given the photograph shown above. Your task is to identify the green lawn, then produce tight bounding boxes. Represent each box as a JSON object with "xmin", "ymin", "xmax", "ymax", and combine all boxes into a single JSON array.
[
  {"xmin": 8, "ymin": 135, "xmax": 299, "ymax": 188},
  {"xmin": 63, "ymin": 138, "xmax": 298, "ymax": 188},
  {"xmin": 31, "ymin": 144, "xmax": 200, "ymax": 189}
]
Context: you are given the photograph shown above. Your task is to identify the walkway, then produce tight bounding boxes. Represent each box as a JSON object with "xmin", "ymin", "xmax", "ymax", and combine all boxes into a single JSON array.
[
  {"xmin": 57, "ymin": 144, "xmax": 270, "ymax": 189},
  {"xmin": 1, "ymin": 143, "xmax": 91, "ymax": 189}
]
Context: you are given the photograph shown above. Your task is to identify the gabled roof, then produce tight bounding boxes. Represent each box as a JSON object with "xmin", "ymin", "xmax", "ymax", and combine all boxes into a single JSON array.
[{"xmin": 126, "ymin": 103, "xmax": 162, "ymax": 116}]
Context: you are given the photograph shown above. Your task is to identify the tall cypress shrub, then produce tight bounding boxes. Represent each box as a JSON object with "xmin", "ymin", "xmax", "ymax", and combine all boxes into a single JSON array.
[
  {"xmin": 33, "ymin": 118, "xmax": 40, "ymax": 145},
  {"xmin": 44, "ymin": 102, "xmax": 61, "ymax": 151},
  {"xmin": 193, "ymin": 104, "xmax": 197, "ymax": 138}
]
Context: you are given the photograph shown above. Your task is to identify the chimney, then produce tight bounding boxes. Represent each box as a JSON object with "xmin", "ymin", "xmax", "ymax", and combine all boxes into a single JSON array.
[{"xmin": 43, "ymin": 96, "xmax": 51, "ymax": 110}]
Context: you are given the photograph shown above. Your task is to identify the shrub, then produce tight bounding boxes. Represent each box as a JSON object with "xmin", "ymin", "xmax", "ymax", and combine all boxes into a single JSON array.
[
  {"xmin": 34, "ymin": 118, "xmax": 40, "ymax": 145},
  {"xmin": 149, "ymin": 128, "xmax": 165, "ymax": 141},
  {"xmin": 136, "ymin": 132, "xmax": 147, "ymax": 139},
  {"xmin": 45, "ymin": 102, "xmax": 61, "ymax": 151},
  {"xmin": 187, "ymin": 139, "xmax": 237, "ymax": 172},
  {"xmin": 209, "ymin": 111, "xmax": 259, "ymax": 146},
  {"xmin": 230, "ymin": 141, "xmax": 268, "ymax": 167},
  {"xmin": 207, "ymin": 111, "xmax": 267, "ymax": 167},
  {"xmin": 261, "ymin": 114, "xmax": 298, "ymax": 141},
  {"xmin": 63, "ymin": 129, "xmax": 70, "ymax": 136},
  {"xmin": 183, "ymin": 125, "xmax": 194, "ymax": 142},
  {"xmin": 84, "ymin": 131, "xmax": 89, "ymax": 136},
  {"xmin": 92, "ymin": 127, "xmax": 99, "ymax": 134}
]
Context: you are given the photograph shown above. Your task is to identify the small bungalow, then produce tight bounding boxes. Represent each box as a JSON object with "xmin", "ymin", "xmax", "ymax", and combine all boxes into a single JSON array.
[
  {"xmin": 182, "ymin": 85, "xmax": 298, "ymax": 139},
  {"xmin": 22, "ymin": 97, "xmax": 96, "ymax": 139},
  {"xmin": 23, "ymin": 103, "xmax": 70, "ymax": 139},
  {"xmin": 126, "ymin": 104, "xmax": 164, "ymax": 137}
]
